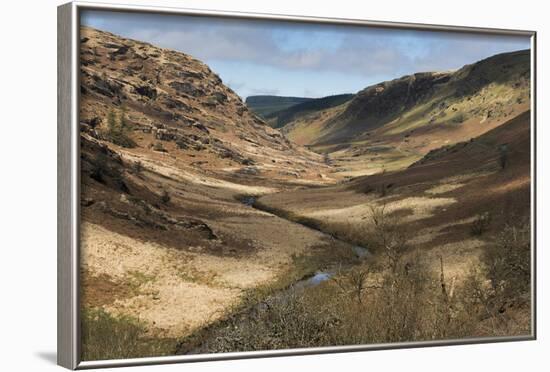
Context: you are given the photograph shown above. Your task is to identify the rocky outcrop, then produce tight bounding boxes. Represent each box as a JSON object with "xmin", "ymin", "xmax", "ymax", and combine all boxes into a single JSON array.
[
  {"xmin": 134, "ymin": 85, "xmax": 157, "ymax": 99},
  {"xmin": 79, "ymin": 26, "xmax": 324, "ymax": 184},
  {"xmin": 283, "ymin": 49, "xmax": 530, "ymax": 148},
  {"xmin": 169, "ymin": 81, "xmax": 204, "ymax": 97},
  {"xmin": 336, "ymin": 72, "xmax": 452, "ymax": 127}
]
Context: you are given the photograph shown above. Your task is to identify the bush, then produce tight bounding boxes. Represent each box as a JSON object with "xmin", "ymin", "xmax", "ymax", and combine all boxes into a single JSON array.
[
  {"xmin": 452, "ymin": 112, "xmax": 465, "ymax": 124},
  {"xmin": 193, "ymin": 250, "xmax": 483, "ymax": 352},
  {"xmin": 498, "ymin": 144, "xmax": 509, "ymax": 170},
  {"xmin": 185, "ymin": 218, "xmax": 532, "ymax": 352},
  {"xmin": 483, "ymin": 223, "xmax": 531, "ymax": 310},
  {"xmin": 332, "ymin": 267, "xmax": 372, "ymax": 304},
  {"xmin": 369, "ymin": 204, "xmax": 409, "ymax": 272},
  {"xmin": 131, "ymin": 160, "xmax": 144, "ymax": 174},
  {"xmin": 103, "ymin": 108, "xmax": 136, "ymax": 148},
  {"xmin": 160, "ymin": 190, "xmax": 171, "ymax": 204},
  {"xmin": 152, "ymin": 142, "xmax": 167, "ymax": 152},
  {"xmin": 178, "ymin": 212, "xmax": 531, "ymax": 353},
  {"xmin": 470, "ymin": 212, "xmax": 491, "ymax": 236},
  {"xmin": 89, "ymin": 152, "xmax": 129, "ymax": 192},
  {"xmin": 453, "ymin": 223, "xmax": 532, "ymax": 335},
  {"xmin": 108, "ymin": 131, "xmax": 137, "ymax": 148},
  {"xmin": 90, "ymin": 153, "xmax": 109, "ymax": 184}
]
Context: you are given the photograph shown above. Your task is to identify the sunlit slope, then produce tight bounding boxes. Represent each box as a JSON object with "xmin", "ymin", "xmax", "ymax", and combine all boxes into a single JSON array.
[
  {"xmin": 283, "ymin": 50, "xmax": 530, "ymax": 158},
  {"xmin": 245, "ymin": 95, "xmax": 313, "ymax": 118}
]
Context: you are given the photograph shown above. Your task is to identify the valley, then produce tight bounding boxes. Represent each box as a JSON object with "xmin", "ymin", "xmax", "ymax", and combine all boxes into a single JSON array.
[{"xmin": 78, "ymin": 26, "xmax": 532, "ymax": 360}]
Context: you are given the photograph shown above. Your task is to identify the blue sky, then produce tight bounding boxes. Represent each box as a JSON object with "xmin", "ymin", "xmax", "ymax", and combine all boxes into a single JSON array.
[{"xmin": 81, "ymin": 10, "xmax": 530, "ymax": 99}]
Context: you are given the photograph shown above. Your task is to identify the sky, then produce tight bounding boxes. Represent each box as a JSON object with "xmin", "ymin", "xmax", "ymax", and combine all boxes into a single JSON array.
[{"xmin": 81, "ymin": 10, "xmax": 530, "ymax": 99}]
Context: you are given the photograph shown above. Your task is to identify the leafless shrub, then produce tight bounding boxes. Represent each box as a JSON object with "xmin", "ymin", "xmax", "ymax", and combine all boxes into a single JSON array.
[
  {"xmin": 455, "ymin": 223, "xmax": 531, "ymax": 335},
  {"xmin": 188, "ymin": 217, "xmax": 530, "ymax": 352},
  {"xmin": 483, "ymin": 223, "xmax": 531, "ymax": 311},
  {"xmin": 332, "ymin": 266, "xmax": 378, "ymax": 304},
  {"xmin": 369, "ymin": 204, "xmax": 409, "ymax": 273}
]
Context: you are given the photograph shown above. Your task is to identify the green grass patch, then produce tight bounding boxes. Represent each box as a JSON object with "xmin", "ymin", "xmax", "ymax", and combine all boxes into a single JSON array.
[
  {"xmin": 81, "ymin": 308, "xmax": 177, "ymax": 361},
  {"xmin": 128, "ymin": 270, "xmax": 155, "ymax": 284}
]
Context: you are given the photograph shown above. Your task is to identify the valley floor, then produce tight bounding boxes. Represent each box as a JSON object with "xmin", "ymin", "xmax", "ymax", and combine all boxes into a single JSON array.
[{"xmin": 80, "ymin": 110, "xmax": 532, "ymax": 360}]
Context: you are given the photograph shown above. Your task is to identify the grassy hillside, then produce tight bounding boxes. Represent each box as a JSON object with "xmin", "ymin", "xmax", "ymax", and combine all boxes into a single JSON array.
[
  {"xmin": 200, "ymin": 110, "xmax": 532, "ymax": 351},
  {"xmin": 265, "ymin": 93, "xmax": 354, "ymax": 128},
  {"xmin": 283, "ymin": 50, "xmax": 530, "ymax": 164},
  {"xmin": 245, "ymin": 95, "xmax": 313, "ymax": 118},
  {"xmin": 79, "ymin": 26, "xmax": 336, "ymax": 361}
]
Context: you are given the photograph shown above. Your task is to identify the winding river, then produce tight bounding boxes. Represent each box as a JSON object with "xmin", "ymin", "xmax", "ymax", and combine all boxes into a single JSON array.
[
  {"xmin": 177, "ymin": 194, "xmax": 371, "ymax": 354},
  {"xmin": 239, "ymin": 195, "xmax": 370, "ymax": 287}
]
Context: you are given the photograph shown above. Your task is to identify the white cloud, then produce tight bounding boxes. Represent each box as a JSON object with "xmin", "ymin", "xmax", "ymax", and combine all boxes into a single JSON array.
[{"xmin": 82, "ymin": 10, "xmax": 531, "ymax": 96}]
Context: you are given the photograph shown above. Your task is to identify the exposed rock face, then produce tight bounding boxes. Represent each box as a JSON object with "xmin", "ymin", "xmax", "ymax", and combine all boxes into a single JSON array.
[
  {"xmin": 79, "ymin": 26, "xmax": 324, "ymax": 178},
  {"xmin": 282, "ymin": 49, "xmax": 530, "ymax": 149},
  {"xmin": 134, "ymin": 85, "xmax": 157, "ymax": 99},
  {"xmin": 169, "ymin": 81, "xmax": 204, "ymax": 97},
  {"xmin": 341, "ymin": 72, "xmax": 452, "ymax": 124},
  {"xmin": 338, "ymin": 50, "xmax": 529, "ymax": 132}
]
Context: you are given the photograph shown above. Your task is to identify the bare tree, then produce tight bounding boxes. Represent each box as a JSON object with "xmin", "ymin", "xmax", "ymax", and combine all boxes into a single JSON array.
[
  {"xmin": 333, "ymin": 267, "xmax": 380, "ymax": 304},
  {"xmin": 369, "ymin": 204, "xmax": 409, "ymax": 274}
]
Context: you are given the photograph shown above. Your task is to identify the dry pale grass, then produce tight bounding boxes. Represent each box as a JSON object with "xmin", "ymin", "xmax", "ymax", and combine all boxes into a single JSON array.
[
  {"xmin": 81, "ymin": 199, "xmax": 337, "ymax": 338},
  {"xmin": 118, "ymin": 148, "xmax": 279, "ymax": 195},
  {"xmin": 81, "ymin": 222, "xmax": 243, "ymax": 337},
  {"xmin": 303, "ymin": 195, "xmax": 455, "ymax": 225},
  {"xmin": 425, "ymin": 183, "xmax": 464, "ymax": 195},
  {"xmin": 490, "ymin": 175, "xmax": 530, "ymax": 194},
  {"xmin": 384, "ymin": 196, "xmax": 456, "ymax": 222}
]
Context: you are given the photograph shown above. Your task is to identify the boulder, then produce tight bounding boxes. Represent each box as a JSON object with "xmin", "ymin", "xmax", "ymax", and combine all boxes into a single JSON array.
[
  {"xmin": 83, "ymin": 116, "xmax": 102, "ymax": 128},
  {"xmin": 154, "ymin": 128, "xmax": 177, "ymax": 141},
  {"xmin": 169, "ymin": 81, "xmax": 204, "ymax": 97},
  {"xmin": 177, "ymin": 70, "xmax": 204, "ymax": 80},
  {"xmin": 135, "ymin": 85, "xmax": 157, "ymax": 99},
  {"xmin": 212, "ymin": 91, "xmax": 228, "ymax": 103},
  {"xmin": 90, "ymin": 74, "xmax": 122, "ymax": 98},
  {"xmin": 192, "ymin": 123, "xmax": 210, "ymax": 133},
  {"xmin": 110, "ymin": 45, "xmax": 129, "ymax": 57},
  {"xmin": 236, "ymin": 166, "xmax": 260, "ymax": 176},
  {"xmin": 81, "ymin": 197, "xmax": 95, "ymax": 207},
  {"xmin": 161, "ymin": 96, "xmax": 191, "ymax": 111}
]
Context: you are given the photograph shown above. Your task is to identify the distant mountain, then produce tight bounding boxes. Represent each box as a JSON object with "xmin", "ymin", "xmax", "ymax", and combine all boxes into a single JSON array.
[
  {"xmin": 265, "ymin": 94, "xmax": 354, "ymax": 129},
  {"xmin": 282, "ymin": 50, "xmax": 530, "ymax": 157},
  {"xmin": 245, "ymin": 95, "xmax": 313, "ymax": 118}
]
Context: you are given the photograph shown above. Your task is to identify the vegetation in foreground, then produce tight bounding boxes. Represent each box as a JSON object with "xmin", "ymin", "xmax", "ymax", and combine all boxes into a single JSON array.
[
  {"xmin": 181, "ymin": 209, "xmax": 530, "ymax": 353},
  {"xmin": 81, "ymin": 308, "xmax": 177, "ymax": 361},
  {"xmin": 82, "ymin": 217, "xmax": 530, "ymax": 358}
]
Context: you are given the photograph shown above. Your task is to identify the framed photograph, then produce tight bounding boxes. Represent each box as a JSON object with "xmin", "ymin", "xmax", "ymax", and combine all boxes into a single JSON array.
[{"xmin": 57, "ymin": 1, "xmax": 536, "ymax": 369}]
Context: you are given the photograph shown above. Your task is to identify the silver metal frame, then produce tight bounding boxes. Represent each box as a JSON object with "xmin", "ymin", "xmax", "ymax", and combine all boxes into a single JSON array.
[{"xmin": 57, "ymin": 1, "xmax": 537, "ymax": 369}]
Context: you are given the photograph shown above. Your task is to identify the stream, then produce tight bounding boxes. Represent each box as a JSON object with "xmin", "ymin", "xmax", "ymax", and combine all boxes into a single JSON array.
[
  {"xmin": 239, "ymin": 195, "xmax": 370, "ymax": 288},
  {"xmin": 179, "ymin": 194, "xmax": 371, "ymax": 354}
]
